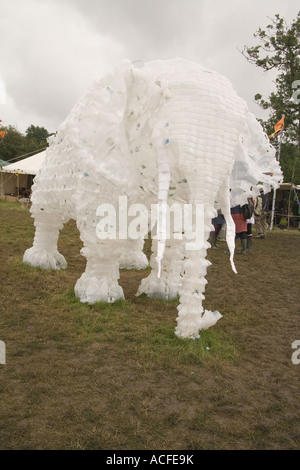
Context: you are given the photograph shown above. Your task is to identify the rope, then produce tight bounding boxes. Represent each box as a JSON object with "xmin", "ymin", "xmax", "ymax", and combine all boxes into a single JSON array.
[{"xmin": 0, "ymin": 147, "xmax": 47, "ymax": 164}]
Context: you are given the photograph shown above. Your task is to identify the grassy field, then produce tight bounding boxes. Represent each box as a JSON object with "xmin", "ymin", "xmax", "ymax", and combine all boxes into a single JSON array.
[{"xmin": 0, "ymin": 200, "xmax": 299, "ymax": 450}]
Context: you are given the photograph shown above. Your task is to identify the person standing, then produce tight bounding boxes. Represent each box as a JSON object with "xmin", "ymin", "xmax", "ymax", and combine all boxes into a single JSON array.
[
  {"xmin": 246, "ymin": 197, "xmax": 255, "ymax": 252},
  {"xmin": 254, "ymin": 188, "xmax": 269, "ymax": 238},
  {"xmin": 210, "ymin": 212, "xmax": 225, "ymax": 249},
  {"xmin": 231, "ymin": 205, "xmax": 247, "ymax": 254}
]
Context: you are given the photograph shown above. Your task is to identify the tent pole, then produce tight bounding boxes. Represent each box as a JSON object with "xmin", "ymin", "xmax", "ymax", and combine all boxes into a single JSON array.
[
  {"xmin": 270, "ymin": 188, "xmax": 276, "ymax": 231},
  {"xmin": 17, "ymin": 173, "xmax": 19, "ymax": 201},
  {"xmin": 0, "ymin": 171, "xmax": 3, "ymax": 199},
  {"xmin": 270, "ymin": 130, "xmax": 283, "ymax": 231}
]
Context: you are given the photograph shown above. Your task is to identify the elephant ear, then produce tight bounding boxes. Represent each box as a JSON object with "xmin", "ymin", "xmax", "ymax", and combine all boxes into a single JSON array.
[
  {"xmin": 124, "ymin": 66, "xmax": 168, "ymax": 199},
  {"xmin": 48, "ymin": 60, "xmax": 143, "ymax": 199},
  {"xmin": 82, "ymin": 59, "xmax": 141, "ymax": 196},
  {"xmin": 124, "ymin": 67, "xmax": 171, "ymax": 277},
  {"xmin": 230, "ymin": 112, "xmax": 283, "ymax": 205}
]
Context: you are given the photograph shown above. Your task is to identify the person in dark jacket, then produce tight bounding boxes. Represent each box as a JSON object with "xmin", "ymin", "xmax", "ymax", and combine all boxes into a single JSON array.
[{"xmin": 210, "ymin": 212, "xmax": 225, "ymax": 249}]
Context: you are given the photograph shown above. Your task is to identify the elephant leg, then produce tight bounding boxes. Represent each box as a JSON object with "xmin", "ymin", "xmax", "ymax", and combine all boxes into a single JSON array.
[
  {"xmin": 119, "ymin": 238, "xmax": 149, "ymax": 270},
  {"xmin": 74, "ymin": 221, "xmax": 124, "ymax": 304},
  {"xmin": 136, "ymin": 237, "xmax": 184, "ymax": 299},
  {"xmin": 23, "ymin": 214, "xmax": 67, "ymax": 270},
  {"xmin": 175, "ymin": 204, "xmax": 222, "ymax": 339}
]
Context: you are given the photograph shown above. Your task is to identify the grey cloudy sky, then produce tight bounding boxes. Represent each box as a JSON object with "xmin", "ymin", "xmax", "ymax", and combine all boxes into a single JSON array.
[{"xmin": 0, "ymin": 0, "xmax": 299, "ymax": 134}]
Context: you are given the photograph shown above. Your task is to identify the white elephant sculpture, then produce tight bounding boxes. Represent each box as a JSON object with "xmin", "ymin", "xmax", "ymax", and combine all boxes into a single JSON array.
[{"xmin": 23, "ymin": 58, "xmax": 282, "ymax": 339}]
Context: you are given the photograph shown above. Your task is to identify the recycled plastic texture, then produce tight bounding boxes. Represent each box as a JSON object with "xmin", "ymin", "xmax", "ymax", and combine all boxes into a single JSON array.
[{"xmin": 23, "ymin": 58, "xmax": 282, "ymax": 339}]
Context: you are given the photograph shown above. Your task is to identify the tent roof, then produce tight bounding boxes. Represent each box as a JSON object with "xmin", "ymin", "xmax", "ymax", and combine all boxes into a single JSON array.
[
  {"xmin": 279, "ymin": 182, "xmax": 300, "ymax": 191},
  {"xmin": 0, "ymin": 151, "xmax": 46, "ymax": 175},
  {"xmin": 0, "ymin": 159, "xmax": 10, "ymax": 167}
]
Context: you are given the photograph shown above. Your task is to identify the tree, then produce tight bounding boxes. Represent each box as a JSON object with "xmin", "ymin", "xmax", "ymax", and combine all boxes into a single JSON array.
[
  {"xmin": 0, "ymin": 125, "xmax": 49, "ymax": 163},
  {"xmin": 241, "ymin": 12, "xmax": 300, "ymax": 184},
  {"xmin": 25, "ymin": 125, "xmax": 49, "ymax": 145}
]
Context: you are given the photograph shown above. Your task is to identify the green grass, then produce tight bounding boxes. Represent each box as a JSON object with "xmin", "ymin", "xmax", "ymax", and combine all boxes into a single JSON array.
[
  {"xmin": 45, "ymin": 286, "xmax": 239, "ymax": 366},
  {"xmin": 1, "ymin": 200, "xmax": 300, "ymax": 450},
  {"xmin": 270, "ymin": 226, "xmax": 300, "ymax": 235}
]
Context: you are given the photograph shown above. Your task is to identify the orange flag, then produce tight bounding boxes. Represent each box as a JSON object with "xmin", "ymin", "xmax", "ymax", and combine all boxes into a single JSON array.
[
  {"xmin": 269, "ymin": 115, "xmax": 285, "ymax": 139},
  {"xmin": 0, "ymin": 130, "xmax": 5, "ymax": 139}
]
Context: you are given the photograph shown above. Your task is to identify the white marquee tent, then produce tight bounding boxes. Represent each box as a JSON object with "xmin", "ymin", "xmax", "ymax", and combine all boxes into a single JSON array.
[{"xmin": 0, "ymin": 151, "xmax": 46, "ymax": 199}]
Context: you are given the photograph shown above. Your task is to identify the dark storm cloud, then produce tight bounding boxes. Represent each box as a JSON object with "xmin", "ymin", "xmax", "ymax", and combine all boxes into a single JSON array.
[{"xmin": 0, "ymin": 0, "xmax": 298, "ymax": 132}]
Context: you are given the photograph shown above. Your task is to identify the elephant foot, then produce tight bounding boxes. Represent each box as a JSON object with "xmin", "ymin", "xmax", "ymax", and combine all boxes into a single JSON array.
[
  {"xmin": 136, "ymin": 271, "xmax": 181, "ymax": 299},
  {"xmin": 74, "ymin": 273, "xmax": 124, "ymax": 304},
  {"xmin": 119, "ymin": 251, "xmax": 149, "ymax": 270},
  {"xmin": 23, "ymin": 246, "xmax": 67, "ymax": 270}
]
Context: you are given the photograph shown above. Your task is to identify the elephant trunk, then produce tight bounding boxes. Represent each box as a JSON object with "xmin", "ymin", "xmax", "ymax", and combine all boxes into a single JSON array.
[{"xmin": 153, "ymin": 121, "xmax": 171, "ymax": 278}]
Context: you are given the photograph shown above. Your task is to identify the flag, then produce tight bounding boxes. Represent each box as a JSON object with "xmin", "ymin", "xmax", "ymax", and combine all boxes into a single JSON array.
[
  {"xmin": 0, "ymin": 130, "xmax": 5, "ymax": 139},
  {"xmin": 274, "ymin": 115, "xmax": 285, "ymax": 133},
  {"xmin": 269, "ymin": 115, "xmax": 285, "ymax": 139}
]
